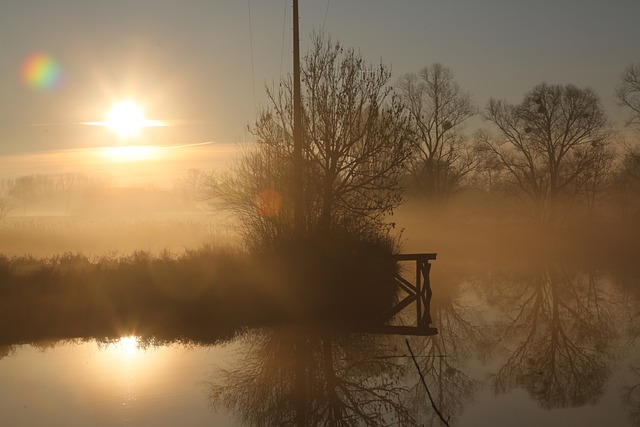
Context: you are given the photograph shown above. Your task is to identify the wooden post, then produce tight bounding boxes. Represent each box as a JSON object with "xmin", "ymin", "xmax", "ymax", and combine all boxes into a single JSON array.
[
  {"xmin": 292, "ymin": 0, "xmax": 304, "ymax": 235},
  {"xmin": 416, "ymin": 258, "xmax": 422, "ymax": 328}
]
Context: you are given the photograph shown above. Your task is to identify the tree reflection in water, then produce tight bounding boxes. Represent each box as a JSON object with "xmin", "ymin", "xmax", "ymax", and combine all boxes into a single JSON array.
[
  {"xmin": 623, "ymin": 365, "xmax": 640, "ymax": 426},
  {"xmin": 208, "ymin": 328, "xmax": 417, "ymax": 426},
  {"xmin": 487, "ymin": 266, "xmax": 620, "ymax": 409},
  {"xmin": 406, "ymin": 268, "xmax": 487, "ymax": 426},
  {"xmin": 3, "ymin": 262, "xmax": 636, "ymax": 424},
  {"xmin": 207, "ymin": 271, "xmax": 490, "ymax": 426},
  {"xmin": 618, "ymin": 262, "xmax": 640, "ymax": 426}
]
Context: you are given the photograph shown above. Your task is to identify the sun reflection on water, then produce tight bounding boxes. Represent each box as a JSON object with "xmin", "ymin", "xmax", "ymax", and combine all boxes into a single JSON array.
[{"xmin": 117, "ymin": 336, "xmax": 139, "ymax": 357}]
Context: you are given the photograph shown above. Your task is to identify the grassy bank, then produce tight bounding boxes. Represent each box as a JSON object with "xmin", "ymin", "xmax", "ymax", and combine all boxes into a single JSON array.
[{"xmin": 0, "ymin": 240, "xmax": 398, "ymax": 345}]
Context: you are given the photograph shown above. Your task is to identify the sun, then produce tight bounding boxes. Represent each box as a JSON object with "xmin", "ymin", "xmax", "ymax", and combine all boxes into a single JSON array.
[
  {"xmin": 106, "ymin": 101, "xmax": 146, "ymax": 137},
  {"xmin": 85, "ymin": 100, "xmax": 165, "ymax": 138},
  {"xmin": 118, "ymin": 335, "xmax": 139, "ymax": 356}
]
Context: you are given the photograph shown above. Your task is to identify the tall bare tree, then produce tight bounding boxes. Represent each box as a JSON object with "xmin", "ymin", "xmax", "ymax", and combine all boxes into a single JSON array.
[
  {"xmin": 207, "ymin": 34, "xmax": 411, "ymax": 249},
  {"xmin": 482, "ymin": 83, "xmax": 610, "ymax": 224},
  {"xmin": 613, "ymin": 64, "xmax": 640, "ymax": 219},
  {"xmin": 613, "ymin": 149, "xmax": 640, "ymax": 221},
  {"xmin": 398, "ymin": 64, "xmax": 477, "ymax": 202},
  {"xmin": 617, "ymin": 63, "xmax": 640, "ymax": 129}
]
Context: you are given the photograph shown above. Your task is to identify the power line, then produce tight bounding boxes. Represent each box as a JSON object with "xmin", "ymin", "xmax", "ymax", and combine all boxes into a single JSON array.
[
  {"xmin": 280, "ymin": 0, "xmax": 288, "ymax": 78},
  {"xmin": 323, "ymin": 0, "xmax": 331, "ymax": 30},
  {"xmin": 247, "ymin": 0, "xmax": 257, "ymax": 110}
]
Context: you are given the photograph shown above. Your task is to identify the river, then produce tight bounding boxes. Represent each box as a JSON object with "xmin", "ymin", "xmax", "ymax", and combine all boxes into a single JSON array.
[{"xmin": 1, "ymin": 260, "xmax": 639, "ymax": 426}]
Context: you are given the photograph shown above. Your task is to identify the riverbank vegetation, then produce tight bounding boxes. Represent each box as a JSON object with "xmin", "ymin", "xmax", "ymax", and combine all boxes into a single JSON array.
[{"xmin": 0, "ymin": 234, "xmax": 398, "ymax": 346}]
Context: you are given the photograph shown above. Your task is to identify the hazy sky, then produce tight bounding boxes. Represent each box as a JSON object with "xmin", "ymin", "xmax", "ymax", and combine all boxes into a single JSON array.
[{"xmin": 1, "ymin": 0, "xmax": 639, "ymax": 175}]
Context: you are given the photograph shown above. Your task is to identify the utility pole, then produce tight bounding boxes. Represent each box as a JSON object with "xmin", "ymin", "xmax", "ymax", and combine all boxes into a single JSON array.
[
  {"xmin": 292, "ymin": 0, "xmax": 304, "ymax": 235},
  {"xmin": 292, "ymin": 8, "xmax": 307, "ymax": 427}
]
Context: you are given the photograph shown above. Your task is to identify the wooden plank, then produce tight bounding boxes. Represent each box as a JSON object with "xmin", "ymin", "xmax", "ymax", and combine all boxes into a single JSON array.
[
  {"xmin": 378, "ymin": 293, "xmax": 417, "ymax": 322},
  {"xmin": 392, "ymin": 253, "xmax": 437, "ymax": 261},
  {"xmin": 394, "ymin": 275, "xmax": 417, "ymax": 294}
]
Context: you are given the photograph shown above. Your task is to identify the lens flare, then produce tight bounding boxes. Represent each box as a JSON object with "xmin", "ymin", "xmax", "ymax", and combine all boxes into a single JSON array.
[
  {"xmin": 21, "ymin": 53, "xmax": 61, "ymax": 89},
  {"xmin": 255, "ymin": 188, "xmax": 283, "ymax": 218}
]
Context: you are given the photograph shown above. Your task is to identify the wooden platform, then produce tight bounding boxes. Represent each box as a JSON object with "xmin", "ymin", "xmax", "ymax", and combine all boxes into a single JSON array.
[{"xmin": 373, "ymin": 253, "xmax": 438, "ymax": 336}]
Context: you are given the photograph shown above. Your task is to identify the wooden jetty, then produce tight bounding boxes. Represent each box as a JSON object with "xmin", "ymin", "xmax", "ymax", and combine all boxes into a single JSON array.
[{"xmin": 371, "ymin": 253, "xmax": 438, "ymax": 336}]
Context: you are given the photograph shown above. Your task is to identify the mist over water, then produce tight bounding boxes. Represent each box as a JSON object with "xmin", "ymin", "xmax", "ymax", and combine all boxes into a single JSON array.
[
  {"xmin": 396, "ymin": 191, "xmax": 640, "ymax": 267},
  {"xmin": 1, "ymin": 175, "xmax": 640, "ymax": 425}
]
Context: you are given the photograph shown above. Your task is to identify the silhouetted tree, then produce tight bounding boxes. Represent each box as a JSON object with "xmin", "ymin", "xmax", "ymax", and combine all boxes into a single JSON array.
[
  {"xmin": 617, "ymin": 63, "xmax": 640, "ymax": 129},
  {"xmin": 573, "ymin": 141, "xmax": 616, "ymax": 219},
  {"xmin": 398, "ymin": 64, "xmax": 477, "ymax": 203},
  {"xmin": 206, "ymin": 33, "xmax": 411, "ymax": 249},
  {"xmin": 482, "ymin": 83, "xmax": 611, "ymax": 224},
  {"xmin": 610, "ymin": 149, "xmax": 640, "ymax": 220}
]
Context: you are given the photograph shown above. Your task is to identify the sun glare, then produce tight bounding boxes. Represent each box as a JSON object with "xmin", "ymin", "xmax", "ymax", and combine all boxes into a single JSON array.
[
  {"xmin": 118, "ymin": 336, "xmax": 139, "ymax": 356},
  {"xmin": 85, "ymin": 100, "xmax": 165, "ymax": 138},
  {"xmin": 106, "ymin": 101, "xmax": 145, "ymax": 137}
]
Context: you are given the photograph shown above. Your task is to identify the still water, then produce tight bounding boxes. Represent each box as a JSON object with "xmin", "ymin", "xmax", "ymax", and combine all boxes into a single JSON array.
[{"xmin": 2, "ymin": 262, "xmax": 640, "ymax": 426}]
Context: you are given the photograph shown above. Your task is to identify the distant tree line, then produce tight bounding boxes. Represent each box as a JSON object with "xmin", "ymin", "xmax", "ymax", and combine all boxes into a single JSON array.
[
  {"xmin": 0, "ymin": 170, "xmax": 210, "ymax": 220},
  {"xmin": 398, "ymin": 62, "xmax": 640, "ymax": 226},
  {"xmin": 204, "ymin": 32, "xmax": 640, "ymax": 251},
  {"xmin": 0, "ymin": 174, "xmax": 104, "ymax": 218}
]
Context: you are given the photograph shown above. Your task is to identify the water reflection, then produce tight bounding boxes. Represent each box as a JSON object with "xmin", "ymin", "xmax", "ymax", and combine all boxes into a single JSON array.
[
  {"xmin": 485, "ymin": 266, "xmax": 620, "ymax": 409},
  {"xmin": 208, "ymin": 328, "xmax": 418, "ymax": 426},
  {"xmin": 406, "ymin": 267, "xmax": 487, "ymax": 425},
  {"xmin": 623, "ymin": 365, "xmax": 640, "ymax": 426},
  {"xmin": 205, "ymin": 262, "xmax": 638, "ymax": 425},
  {"xmin": 3, "ymin": 263, "xmax": 640, "ymax": 425}
]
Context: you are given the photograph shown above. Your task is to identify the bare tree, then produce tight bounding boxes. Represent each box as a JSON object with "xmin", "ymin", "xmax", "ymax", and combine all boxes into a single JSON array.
[
  {"xmin": 482, "ymin": 83, "xmax": 611, "ymax": 224},
  {"xmin": 0, "ymin": 180, "xmax": 12, "ymax": 221},
  {"xmin": 617, "ymin": 63, "xmax": 640, "ymax": 128},
  {"xmin": 616, "ymin": 64, "xmax": 640, "ymax": 219},
  {"xmin": 574, "ymin": 142, "xmax": 616, "ymax": 220},
  {"xmin": 9, "ymin": 175, "xmax": 40, "ymax": 214},
  {"xmin": 398, "ymin": 64, "xmax": 477, "ymax": 202},
  {"xmin": 207, "ymin": 34, "xmax": 411, "ymax": 249},
  {"xmin": 613, "ymin": 148, "xmax": 640, "ymax": 220}
]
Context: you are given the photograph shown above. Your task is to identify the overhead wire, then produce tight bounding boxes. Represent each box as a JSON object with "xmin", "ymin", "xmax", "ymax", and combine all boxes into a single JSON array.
[
  {"xmin": 247, "ymin": 0, "xmax": 257, "ymax": 111},
  {"xmin": 323, "ymin": 0, "xmax": 331, "ymax": 30},
  {"xmin": 280, "ymin": 0, "xmax": 288, "ymax": 78}
]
